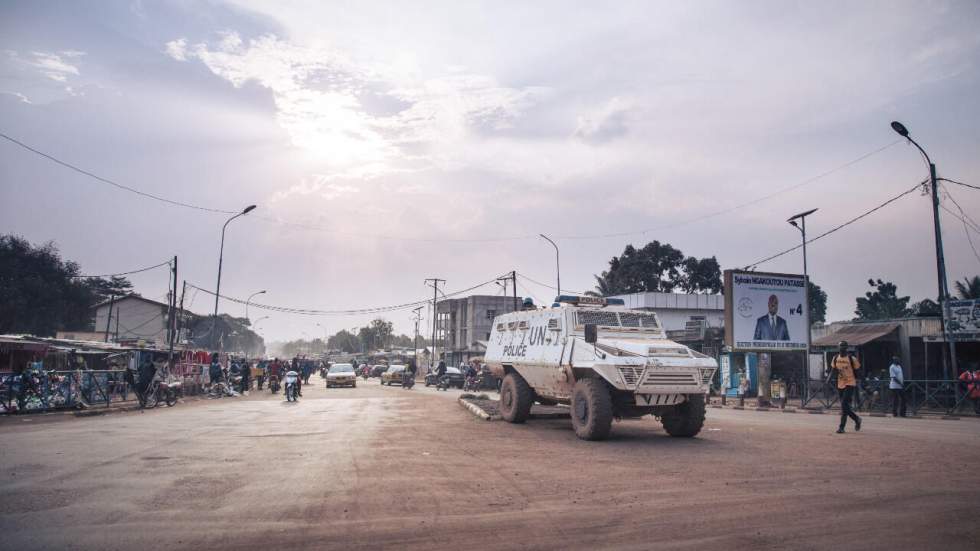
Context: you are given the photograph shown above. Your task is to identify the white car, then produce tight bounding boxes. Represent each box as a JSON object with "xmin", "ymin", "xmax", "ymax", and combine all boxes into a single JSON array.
[{"xmin": 326, "ymin": 363, "xmax": 357, "ymax": 388}]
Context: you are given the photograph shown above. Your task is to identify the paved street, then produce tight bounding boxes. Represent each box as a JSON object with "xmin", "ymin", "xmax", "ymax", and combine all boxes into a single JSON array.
[{"xmin": 1, "ymin": 380, "xmax": 979, "ymax": 551}]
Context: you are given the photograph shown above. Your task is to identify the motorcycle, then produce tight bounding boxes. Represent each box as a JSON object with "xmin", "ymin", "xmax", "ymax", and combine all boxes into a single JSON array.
[
  {"xmin": 269, "ymin": 374, "xmax": 280, "ymax": 393},
  {"xmin": 143, "ymin": 379, "xmax": 180, "ymax": 408},
  {"xmin": 284, "ymin": 371, "xmax": 299, "ymax": 402},
  {"xmin": 463, "ymin": 374, "xmax": 480, "ymax": 392},
  {"xmin": 402, "ymin": 371, "xmax": 415, "ymax": 389},
  {"xmin": 436, "ymin": 374, "xmax": 450, "ymax": 391}
]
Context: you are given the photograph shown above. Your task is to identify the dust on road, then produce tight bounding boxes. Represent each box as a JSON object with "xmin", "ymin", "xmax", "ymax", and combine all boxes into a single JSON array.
[{"xmin": 1, "ymin": 381, "xmax": 978, "ymax": 550}]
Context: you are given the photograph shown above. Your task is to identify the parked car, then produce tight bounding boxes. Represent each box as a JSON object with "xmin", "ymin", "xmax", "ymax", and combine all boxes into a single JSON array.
[
  {"xmin": 370, "ymin": 364, "xmax": 388, "ymax": 378},
  {"xmin": 424, "ymin": 366, "xmax": 464, "ymax": 389},
  {"xmin": 381, "ymin": 365, "xmax": 407, "ymax": 385},
  {"xmin": 326, "ymin": 363, "xmax": 357, "ymax": 388}
]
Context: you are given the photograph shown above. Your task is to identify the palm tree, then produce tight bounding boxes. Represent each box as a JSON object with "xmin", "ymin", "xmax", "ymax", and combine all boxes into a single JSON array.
[{"xmin": 954, "ymin": 276, "xmax": 980, "ymax": 299}]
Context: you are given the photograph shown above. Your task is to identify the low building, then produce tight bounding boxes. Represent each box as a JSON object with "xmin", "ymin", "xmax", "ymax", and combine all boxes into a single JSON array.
[
  {"xmin": 608, "ymin": 291, "xmax": 725, "ymax": 356},
  {"xmin": 92, "ymin": 294, "xmax": 197, "ymax": 348},
  {"xmin": 436, "ymin": 295, "xmax": 521, "ymax": 367},
  {"xmin": 811, "ymin": 316, "xmax": 979, "ymax": 380}
]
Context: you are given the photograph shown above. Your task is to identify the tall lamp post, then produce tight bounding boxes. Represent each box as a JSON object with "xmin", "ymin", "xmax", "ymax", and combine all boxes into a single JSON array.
[
  {"xmin": 889, "ymin": 121, "xmax": 956, "ymax": 379},
  {"xmin": 788, "ymin": 208, "xmax": 818, "ymax": 404},
  {"xmin": 211, "ymin": 204, "xmax": 257, "ymax": 349},
  {"xmin": 539, "ymin": 234, "xmax": 561, "ymax": 298},
  {"xmin": 245, "ymin": 290, "xmax": 266, "ymax": 322}
]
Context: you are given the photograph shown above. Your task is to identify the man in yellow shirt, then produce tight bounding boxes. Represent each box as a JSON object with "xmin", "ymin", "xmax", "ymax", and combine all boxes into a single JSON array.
[{"xmin": 829, "ymin": 340, "xmax": 862, "ymax": 434}]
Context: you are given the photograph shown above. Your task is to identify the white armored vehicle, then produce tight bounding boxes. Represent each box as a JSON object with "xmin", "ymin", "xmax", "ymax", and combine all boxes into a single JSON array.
[{"xmin": 485, "ymin": 295, "xmax": 718, "ymax": 440}]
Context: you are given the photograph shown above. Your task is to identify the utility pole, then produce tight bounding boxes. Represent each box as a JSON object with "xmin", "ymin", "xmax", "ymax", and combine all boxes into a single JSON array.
[
  {"xmin": 412, "ymin": 306, "xmax": 423, "ymax": 371},
  {"xmin": 103, "ymin": 295, "xmax": 115, "ymax": 343},
  {"xmin": 890, "ymin": 121, "xmax": 957, "ymax": 378},
  {"xmin": 167, "ymin": 256, "xmax": 178, "ymax": 374},
  {"xmin": 176, "ymin": 281, "xmax": 187, "ymax": 348},
  {"xmin": 512, "ymin": 271, "xmax": 518, "ymax": 310},
  {"xmin": 425, "ymin": 278, "xmax": 445, "ymax": 371}
]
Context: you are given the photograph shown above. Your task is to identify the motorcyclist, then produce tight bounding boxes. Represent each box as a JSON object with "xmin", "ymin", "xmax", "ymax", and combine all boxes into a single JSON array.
[
  {"xmin": 403, "ymin": 360, "xmax": 417, "ymax": 388},
  {"xmin": 208, "ymin": 353, "xmax": 223, "ymax": 390},
  {"xmin": 136, "ymin": 355, "xmax": 157, "ymax": 406},
  {"xmin": 292, "ymin": 357, "xmax": 303, "ymax": 396},
  {"xmin": 435, "ymin": 360, "xmax": 448, "ymax": 387},
  {"xmin": 284, "ymin": 368, "xmax": 300, "ymax": 400}
]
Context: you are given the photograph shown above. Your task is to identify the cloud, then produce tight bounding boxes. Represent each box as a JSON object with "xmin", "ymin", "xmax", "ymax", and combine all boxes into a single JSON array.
[
  {"xmin": 165, "ymin": 38, "xmax": 188, "ymax": 61},
  {"xmin": 167, "ymin": 32, "xmax": 546, "ymax": 178},
  {"xmin": 29, "ymin": 51, "xmax": 82, "ymax": 82},
  {"xmin": 574, "ymin": 96, "xmax": 634, "ymax": 144}
]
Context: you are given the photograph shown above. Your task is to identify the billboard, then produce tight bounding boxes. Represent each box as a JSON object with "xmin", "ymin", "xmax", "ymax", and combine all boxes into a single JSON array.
[
  {"xmin": 725, "ymin": 270, "xmax": 809, "ymax": 351},
  {"xmin": 945, "ymin": 299, "xmax": 980, "ymax": 342}
]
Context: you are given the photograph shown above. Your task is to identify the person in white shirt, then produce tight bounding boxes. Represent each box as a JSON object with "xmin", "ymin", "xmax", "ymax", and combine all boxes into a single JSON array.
[{"xmin": 888, "ymin": 356, "xmax": 906, "ymax": 417}]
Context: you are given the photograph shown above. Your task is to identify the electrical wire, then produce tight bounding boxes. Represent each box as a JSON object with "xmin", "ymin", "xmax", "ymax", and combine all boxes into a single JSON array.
[
  {"xmin": 70, "ymin": 259, "xmax": 172, "ymax": 278},
  {"xmin": 743, "ymin": 180, "xmax": 925, "ymax": 269},
  {"xmin": 942, "ymin": 205, "xmax": 980, "ymax": 266},
  {"xmin": 516, "ymin": 272, "xmax": 588, "ymax": 296},
  {"xmin": 553, "ymin": 140, "xmax": 903, "ymax": 240},
  {"xmin": 0, "ymin": 131, "xmax": 237, "ymax": 214},
  {"xmin": 939, "ymin": 177, "xmax": 980, "ymax": 192},
  {"xmin": 185, "ymin": 274, "xmax": 510, "ymax": 317},
  {"xmin": 3, "ymin": 129, "xmax": 901, "ymax": 244}
]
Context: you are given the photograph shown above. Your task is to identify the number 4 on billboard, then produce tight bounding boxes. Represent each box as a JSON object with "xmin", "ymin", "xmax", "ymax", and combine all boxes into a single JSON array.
[{"xmin": 794, "ymin": 304, "xmax": 803, "ymax": 315}]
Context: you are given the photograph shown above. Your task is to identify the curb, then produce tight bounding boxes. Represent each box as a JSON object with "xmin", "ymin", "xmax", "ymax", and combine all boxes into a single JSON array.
[{"xmin": 458, "ymin": 397, "xmax": 493, "ymax": 421}]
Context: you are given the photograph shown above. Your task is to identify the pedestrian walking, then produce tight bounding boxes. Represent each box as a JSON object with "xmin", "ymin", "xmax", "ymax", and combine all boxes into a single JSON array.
[
  {"xmin": 957, "ymin": 365, "xmax": 980, "ymax": 414},
  {"xmin": 888, "ymin": 355, "xmax": 906, "ymax": 417},
  {"xmin": 240, "ymin": 360, "xmax": 251, "ymax": 393},
  {"xmin": 829, "ymin": 341, "xmax": 862, "ymax": 434}
]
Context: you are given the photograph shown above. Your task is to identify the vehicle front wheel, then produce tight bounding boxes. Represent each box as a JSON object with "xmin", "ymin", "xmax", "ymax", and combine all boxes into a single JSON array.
[
  {"xmin": 499, "ymin": 372, "xmax": 533, "ymax": 423},
  {"xmin": 660, "ymin": 394, "xmax": 706, "ymax": 437},
  {"xmin": 570, "ymin": 378, "xmax": 613, "ymax": 441}
]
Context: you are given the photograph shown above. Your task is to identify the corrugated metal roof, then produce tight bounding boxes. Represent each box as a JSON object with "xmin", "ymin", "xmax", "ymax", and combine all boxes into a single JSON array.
[
  {"xmin": 609, "ymin": 292, "xmax": 724, "ymax": 311},
  {"xmin": 811, "ymin": 323, "xmax": 900, "ymax": 347}
]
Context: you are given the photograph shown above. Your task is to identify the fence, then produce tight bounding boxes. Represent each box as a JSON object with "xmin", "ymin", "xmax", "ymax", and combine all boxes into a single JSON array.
[
  {"xmin": 1, "ymin": 366, "xmax": 211, "ymax": 414},
  {"xmin": 802, "ymin": 378, "xmax": 977, "ymax": 416}
]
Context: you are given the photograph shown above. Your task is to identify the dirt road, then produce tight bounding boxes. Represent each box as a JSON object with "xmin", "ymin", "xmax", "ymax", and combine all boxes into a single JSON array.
[{"xmin": 1, "ymin": 380, "xmax": 977, "ymax": 550}]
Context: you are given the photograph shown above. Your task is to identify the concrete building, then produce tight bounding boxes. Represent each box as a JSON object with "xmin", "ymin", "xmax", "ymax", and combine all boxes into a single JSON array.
[
  {"xmin": 92, "ymin": 295, "xmax": 196, "ymax": 347},
  {"xmin": 435, "ymin": 295, "xmax": 521, "ymax": 367},
  {"xmin": 608, "ymin": 291, "xmax": 725, "ymax": 353}
]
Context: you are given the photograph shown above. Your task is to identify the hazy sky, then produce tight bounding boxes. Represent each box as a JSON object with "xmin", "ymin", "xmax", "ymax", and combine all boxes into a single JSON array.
[{"xmin": 2, "ymin": 0, "xmax": 979, "ymax": 343}]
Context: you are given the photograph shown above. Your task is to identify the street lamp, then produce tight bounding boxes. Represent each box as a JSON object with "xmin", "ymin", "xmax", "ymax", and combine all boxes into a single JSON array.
[
  {"xmin": 890, "ymin": 120, "xmax": 956, "ymax": 379},
  {"xmin": 245, "ymin": 289, "xmax": 266, "ymax": 322},
  {"xmin": 211, "ymin": 204, "xmax": 257, "ymax": 349},
  {"xmin": 539, "ymin": 234, "xmax": 561, "ymax": 298},
  {"xmin": 788, "ymin": 208, "xmax": 817, "ymax": 403}
]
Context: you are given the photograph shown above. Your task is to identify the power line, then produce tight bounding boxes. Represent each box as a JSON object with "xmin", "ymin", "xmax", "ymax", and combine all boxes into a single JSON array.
[
  {"xmin": 554, "ymin": 140, "xmax": 902, "ymax": 240},
  {"xmin": 744, "ymin": 180, "xmax": 924, "ymax": 269},
  {"xmin": 3, "ymin": 128, "xmax": 901, "ymax": 244},
  {"xmin": 939, "ymin": 177, "xmax": 980, "ymax": 192},
  {"xmin": 942, "ymin": 205, "xmax": 980, "ymax": 266},
  {"xmin": 517, "ymin": 272, "xmax": 587, "ymax": 296},
  {"xmin": 185, "ymin": 274, "xmax": 509, "ymax": 317},
  {"xmin": 71, "ymin": 259, "xmax": 173, "ymax": 278},
  {"xmin": 0, "ymin": 131, "xmax": 237, "ymax": 214}
]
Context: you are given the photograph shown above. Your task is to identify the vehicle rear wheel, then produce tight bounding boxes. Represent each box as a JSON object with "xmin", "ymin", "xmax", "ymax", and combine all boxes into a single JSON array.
[
  {"xmin": 660, "ymin": 394, "xmax": 706, "ymax": 437},
  {"xmin": 165, "ymin": 390, "xmax": 178, "ymax": 407},
  {"xmin": 571, "ymin": 378, "xmax": 613, "ymax": 441},
  {"xmin": 499, "ymin": 372, "xmax": 533, "ymax": 423}
]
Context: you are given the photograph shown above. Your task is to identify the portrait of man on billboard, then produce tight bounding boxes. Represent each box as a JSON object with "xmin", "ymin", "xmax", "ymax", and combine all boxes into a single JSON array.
[{"xmin": 753, "ymin": 294, "xmax": 790, "ymax": 341}]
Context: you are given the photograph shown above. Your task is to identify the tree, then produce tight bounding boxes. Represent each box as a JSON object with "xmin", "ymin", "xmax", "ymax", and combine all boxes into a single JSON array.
[
  {"xmin": 327, "ymin": 329, "xmax": 359, "ymax": 353},
  {"xmin": 911, "ymin": 298, "xmax": 941, "ymax": 317},
  {"xmin": 808, "ymin": 281, "xmax": 828, "ymax": 324},
  {"xmin": 84, "ymin": 276, "xmax": 134, "ymax": 303},
  {"xmin": 592, "ymin": 241, "xmax": 722, "ymax": 295},
  {"xmin": 954, "ymin": 276, "xmax": 980, "ymax": 299},
  {"xmin": 0, "ymin": 234, "xmax": 134, "ymax": 336},
  {"xmin": 855, "ymin": 279, "xmax": 910, "ymax": 320},
  {"xmin": 370, "ymin": 318, "xmax": 394, "ymax": 349}
]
